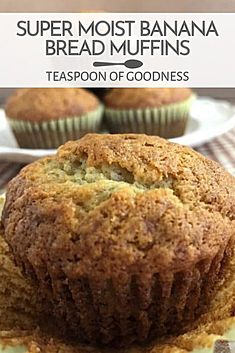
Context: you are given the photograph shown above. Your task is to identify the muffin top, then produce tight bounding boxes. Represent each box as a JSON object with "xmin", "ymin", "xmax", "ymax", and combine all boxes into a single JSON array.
[
  {"xmin": 5, "ymin": 88, "xmax": 100, "ymax": 123},
  {"xmin": 2, "ymin": 134, "xmax": 235, "ymax": 279},
  {"xmin": 103, "ymin": 88, "xmax": 192, "ymax": 109}
]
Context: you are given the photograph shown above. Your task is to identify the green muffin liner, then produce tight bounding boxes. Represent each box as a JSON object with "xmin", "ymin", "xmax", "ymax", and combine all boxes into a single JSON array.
[
  {"xmin": 105, "ymin": 95, "xmax": 195, "ymax": 138},
  {"xmin": 7, "ymin": 105, "xmax": 104, "ymax": 149}
]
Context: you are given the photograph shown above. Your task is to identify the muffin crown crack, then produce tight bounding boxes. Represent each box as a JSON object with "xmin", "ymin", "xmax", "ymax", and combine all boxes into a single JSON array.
[{"xmin": 2, "ymin": 134, "xmax": 235, "ymax": 346}]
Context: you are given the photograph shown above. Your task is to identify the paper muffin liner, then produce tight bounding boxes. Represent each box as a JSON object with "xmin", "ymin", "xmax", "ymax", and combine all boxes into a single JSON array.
[
  {"xmin": 105, "ymin": 95, "xmax": 195, "ymax": 138},
  {"xmin": 7, "ymin": 105, "xmax": 104, "ymax": 149},
  {"xmin": 35, "ymin": 241, "xmax": 230, "ymax": 347}
]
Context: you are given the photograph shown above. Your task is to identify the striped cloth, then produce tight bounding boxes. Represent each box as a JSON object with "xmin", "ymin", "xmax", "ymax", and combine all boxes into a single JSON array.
[
  {"xmin": 196, "ymin": 128, "xmax": 235, "ymax": 176},
  {"xmin": 0, "ymin": 128, "xmax": 235, "ymax": 191},
  {"xmin": 213, "ymin": 340, "xmax": 234, "ymax": 353}
]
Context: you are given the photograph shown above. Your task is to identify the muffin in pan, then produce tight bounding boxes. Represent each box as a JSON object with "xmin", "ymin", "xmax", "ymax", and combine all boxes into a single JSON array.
[
  {"xmin": 2, "ymin": 134, "xmax": 235, "ymax": 346},
  {"xmin": 5, "ymin": 88, "xmax": 103, "ymax": 149},
  {"xmin": 104, "ymin": 88, "xmax": 194, "ymax": 138}
]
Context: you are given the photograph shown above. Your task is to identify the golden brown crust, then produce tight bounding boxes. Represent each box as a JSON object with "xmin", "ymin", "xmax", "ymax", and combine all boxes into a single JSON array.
[
  {"xmin": 2, "ymin": 134, "xmax": 235, "ymax": 345},
  {"xmin": 103, "ymin": 88, "xmax": 192, "ymax": 109},
  {"xmin": 5, "ymin": 88, "xmax": 100, "ymax": 122},
  {"xmin": 3, "ymin": 133, "xmax": 234, "ymax": 275}
]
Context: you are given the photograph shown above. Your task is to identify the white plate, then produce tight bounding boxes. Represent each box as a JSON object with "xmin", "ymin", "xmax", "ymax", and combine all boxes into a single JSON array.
[
  {"xmin": 0, "ymin": 97, "xmax": 235, "ymax": 163},
  {"xmin": 170, "ymin": 97, "xmax": 235, "ymax": 146}
]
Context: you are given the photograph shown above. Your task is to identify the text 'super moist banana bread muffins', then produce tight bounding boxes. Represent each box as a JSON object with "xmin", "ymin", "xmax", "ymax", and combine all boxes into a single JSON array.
[
  {"xmin": 2, "ymin": 134, "xmax": 235, "ymax": 346},
  {"xmin": 104, "ymin": 88, "xmax": 194, "ymax": 138},
  {"xmin": 5, "ymin": 88, "xmax": 103, "ymax": 149}
]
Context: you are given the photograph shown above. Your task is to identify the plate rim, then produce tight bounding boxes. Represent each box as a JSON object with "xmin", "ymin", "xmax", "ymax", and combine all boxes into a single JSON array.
[{"xmin": 170, "ymin": 97, "xmax": 235, "ymax": 147}]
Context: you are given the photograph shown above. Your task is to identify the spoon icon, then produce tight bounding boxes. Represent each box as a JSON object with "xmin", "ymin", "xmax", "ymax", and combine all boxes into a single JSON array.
[{"xmin": 93, "ymin": 59, "xmax": 143, "ymax": 69}]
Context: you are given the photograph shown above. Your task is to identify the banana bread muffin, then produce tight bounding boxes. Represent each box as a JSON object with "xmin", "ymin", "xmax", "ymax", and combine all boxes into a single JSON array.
[
  {"xmin": 5, "ymin": 88, "xmax": 103, "ymax": 149},
  {"xmin": 2, "ymin": 134, "xmax": 235, "ymax": 346},
  {"xmin": 104, "ymin": 88, "xmax": 194, "ymax": 138}
]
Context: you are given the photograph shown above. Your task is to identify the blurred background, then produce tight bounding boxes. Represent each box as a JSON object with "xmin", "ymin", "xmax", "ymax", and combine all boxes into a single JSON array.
[
  {"xmin": 1, "ymin": 0, "xmax": 235, "ymax": 12},
  {"xmin": 1, "ymin": 89, "xmax": 235, "ymax": 107},
  {"xmin": 0, "ymin": 0, "xmax": 234, "ymax": 190}
]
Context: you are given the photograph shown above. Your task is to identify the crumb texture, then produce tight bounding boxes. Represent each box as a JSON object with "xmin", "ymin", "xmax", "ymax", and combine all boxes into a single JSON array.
[
  {"xmin": 2, "ymin": 134, "xmax": 235, "ymax": 345},
  {"xmin": 5, "ymin": 88, "xmax": 100, "ymax": 122}
]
